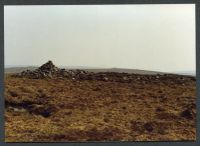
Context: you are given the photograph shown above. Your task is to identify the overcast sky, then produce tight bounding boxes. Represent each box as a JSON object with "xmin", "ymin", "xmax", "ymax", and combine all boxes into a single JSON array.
[{"xmin": 4, "ymin": 5, "xmax": 195, "ymax": 73}]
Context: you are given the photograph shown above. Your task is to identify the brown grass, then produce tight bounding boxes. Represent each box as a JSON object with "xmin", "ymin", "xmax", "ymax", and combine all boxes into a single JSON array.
[{"xmin": 5, "ymin": 73, "xmax": 196, "ymax": 142}]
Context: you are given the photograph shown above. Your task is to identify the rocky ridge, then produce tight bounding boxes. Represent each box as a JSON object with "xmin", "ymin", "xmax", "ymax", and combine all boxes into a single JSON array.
[{"xmin": 13, "ymin": 61, "xmax": 196, "ymax": 84}]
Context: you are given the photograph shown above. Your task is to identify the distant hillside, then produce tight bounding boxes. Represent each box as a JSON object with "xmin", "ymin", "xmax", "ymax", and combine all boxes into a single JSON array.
[
  {"xmin": 5, "ymin": 67, "xmax": 37, "ymax": 73},
  {"xmin": 5, "ymin": 66, "xmax": 165, "ymax": 75},
  {"xmin": 5, "ymin": 66, "xmax": 195, "ymax": 76},
  {"xmin": 173, "ymin": 71, "xmax": 196, "ymax": 76},
  {"xmin": 83, "ymin": 68, "xmax": 163, "ymax": 75}
]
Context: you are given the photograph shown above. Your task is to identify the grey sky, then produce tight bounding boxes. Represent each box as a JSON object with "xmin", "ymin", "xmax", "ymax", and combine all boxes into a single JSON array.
[{"xmin": 4, "ymin": 5, "xmax": 195, "ymax": 73}]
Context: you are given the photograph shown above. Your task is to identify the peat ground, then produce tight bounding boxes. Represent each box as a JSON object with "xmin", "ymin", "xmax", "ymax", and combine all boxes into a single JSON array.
[{"xmin": 5, "ymin": 62, "xmax": 196, "ymax": 142}]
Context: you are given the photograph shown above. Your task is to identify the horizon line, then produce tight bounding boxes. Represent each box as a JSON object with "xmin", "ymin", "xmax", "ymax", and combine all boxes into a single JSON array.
[{"xmin": 4, "ymin": 65, "xmax": 196, "ymax": 74}]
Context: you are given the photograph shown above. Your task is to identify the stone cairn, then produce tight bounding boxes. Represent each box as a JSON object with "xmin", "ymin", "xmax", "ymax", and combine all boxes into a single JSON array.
[{"xmin": 13, "ymin": 61, "xmax": 90, "ymax": 80}]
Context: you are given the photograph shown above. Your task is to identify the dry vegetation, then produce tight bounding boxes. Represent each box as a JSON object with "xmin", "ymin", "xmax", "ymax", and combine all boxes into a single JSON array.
[{"xmin": 5, "ymin": 70, "xmax": 196, "ymax": 142}]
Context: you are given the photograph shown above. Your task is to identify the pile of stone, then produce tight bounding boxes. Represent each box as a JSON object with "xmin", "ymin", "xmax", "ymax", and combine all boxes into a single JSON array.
[
  {"xmin": 14, "ymin": 61, "xmax": 58, "ymax": 79},
  {"xmin": 13, "ymin": 61, "xmax": 90, "ymax": 80}
]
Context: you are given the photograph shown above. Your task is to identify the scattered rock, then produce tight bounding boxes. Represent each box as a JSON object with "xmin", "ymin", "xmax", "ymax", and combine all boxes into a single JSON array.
[
  {"xmin": 102, "ymin": 77, "xmax": 109, "ymax": 81},
  {"xmin": 7, "ymin": 106, "xmax": 27, "ymax": 113},
  {"xmin": 156, "ymin": 76, "xmax": 160, "ymax": 79}
]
